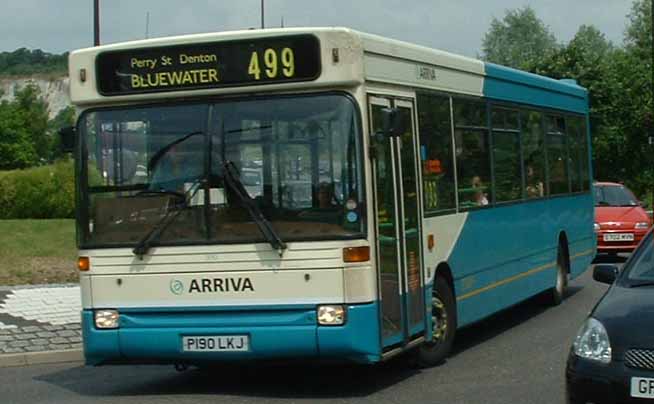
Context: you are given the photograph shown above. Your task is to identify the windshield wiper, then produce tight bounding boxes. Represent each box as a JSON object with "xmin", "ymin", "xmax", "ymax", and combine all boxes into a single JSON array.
[
  {"xmin": 628, "ymin": 280, "xmax": 654, "ymax": 288},
  {"xmin": 226, "ymin": 125, "xmax": 272, "ymax": 134},
  {"xmin": 132, "ymin": 180, "xmax": 203, "ymax": 259},
  {"xmin": 134, "ymin": 189, "xmax": 186, "ymax": 199},
  {"xmin": 222, "ymin": 160, "xmax": 287, "ymax": 255}
]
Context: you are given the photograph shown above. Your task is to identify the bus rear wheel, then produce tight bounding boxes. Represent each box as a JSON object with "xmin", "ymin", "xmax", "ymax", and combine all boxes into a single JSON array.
[
  {"xmin": 547, "ymin": 243, "xmax": 569, "ymax": 306},
  {"xmin": 416, "ymin": 276, "xmax": 456, "ymax": 367}
]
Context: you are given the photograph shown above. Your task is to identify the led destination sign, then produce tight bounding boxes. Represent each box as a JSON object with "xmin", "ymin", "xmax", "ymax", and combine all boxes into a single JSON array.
[{"xmin": 96, "ymin": 35, "xmax": 321, "ymax": 95}]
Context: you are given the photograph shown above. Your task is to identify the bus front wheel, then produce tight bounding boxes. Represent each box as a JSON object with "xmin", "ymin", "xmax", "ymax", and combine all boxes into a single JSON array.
[{"xmin": 416, "ymin": 276, "xmax": 457, "ymax": 367}]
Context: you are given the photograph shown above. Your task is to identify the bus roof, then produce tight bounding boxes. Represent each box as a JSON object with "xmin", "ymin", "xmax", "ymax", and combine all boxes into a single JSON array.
[
  {"xmin": 69, "ymin": 27, "xmax": 587, "ymax": 113},
  {"xmin": 356, "ymin": 29, "xmax": 587, "ymax": 112}
]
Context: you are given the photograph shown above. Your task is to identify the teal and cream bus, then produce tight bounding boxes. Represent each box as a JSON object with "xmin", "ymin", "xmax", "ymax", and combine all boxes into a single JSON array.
[{"xmin": 65, "ymin": 27, "xmax": 594, "ymax": 367}]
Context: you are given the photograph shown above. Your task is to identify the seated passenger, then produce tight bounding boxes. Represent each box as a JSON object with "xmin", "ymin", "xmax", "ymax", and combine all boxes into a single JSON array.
[
  {"xmin": 471, "ymin": 175, "xmax": 489, "ymax": 206},
  {"xmin": 526, "ymin": 165, "xmax": 544, "ymax": 198}
]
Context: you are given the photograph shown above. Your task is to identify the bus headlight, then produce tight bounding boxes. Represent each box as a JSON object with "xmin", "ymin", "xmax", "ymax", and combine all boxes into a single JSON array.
[
  {"xmin": 94, "ymin": 309, "xmax": 120, "ymax": 329},
  {"xmin": 317, "ymin": 305, "xmax": 346, "ymax": 326}
]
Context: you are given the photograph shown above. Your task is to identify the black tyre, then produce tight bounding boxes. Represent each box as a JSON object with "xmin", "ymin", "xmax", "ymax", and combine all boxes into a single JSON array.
[
  {"xmin": 416, "ymin": 276, "xmax": 457, "ymax": 367},
  {"xmin": 547, "ymin": 242, "xmax": 569, "ymax": 306}
]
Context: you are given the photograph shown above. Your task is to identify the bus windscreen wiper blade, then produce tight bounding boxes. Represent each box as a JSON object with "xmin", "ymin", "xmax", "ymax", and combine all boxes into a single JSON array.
[
  {"xmin": 134, "ymin": 189, "xmax": 186, "ymax": 199},
  {"xmin": 226, "ymin": 125, "xmax": 272, "ymax": 134},
  {"xmin": 132, "ymin": 181, "xmax": 202, "ymax": 259},
  {"xmin": 223, "ymin": 160, "xmax": 287, "ymax": 255}
]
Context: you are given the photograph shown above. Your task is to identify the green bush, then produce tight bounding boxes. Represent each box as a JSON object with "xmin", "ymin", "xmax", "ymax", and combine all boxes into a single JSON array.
[{"xmin": 0, "ymin": 159, "xmax": 75, "ymax": 219}]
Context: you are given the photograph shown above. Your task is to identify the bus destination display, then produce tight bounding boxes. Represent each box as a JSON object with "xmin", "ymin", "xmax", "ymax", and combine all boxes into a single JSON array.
[{"xmin": 96, "ymin": 35, "xmax": 321, "ymax": 95}]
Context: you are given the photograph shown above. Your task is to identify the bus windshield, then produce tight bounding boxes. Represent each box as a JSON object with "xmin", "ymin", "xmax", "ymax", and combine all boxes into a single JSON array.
[{"xmin": 79, "ymin": 94, "xmax": 364, "ymax": 248}]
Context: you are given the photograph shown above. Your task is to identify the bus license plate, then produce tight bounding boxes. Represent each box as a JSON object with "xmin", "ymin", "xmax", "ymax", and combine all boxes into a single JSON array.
[
  {"xmin": 604, "ymin": 233, "xmax": 634, "ymax": 242},
  {"xmin": 182, "ymin": 335, "xmax": 249, "ymax": 352},
  {"xmin": 631, "ymin": 377, "xmax": 654, "ymax": 398}
]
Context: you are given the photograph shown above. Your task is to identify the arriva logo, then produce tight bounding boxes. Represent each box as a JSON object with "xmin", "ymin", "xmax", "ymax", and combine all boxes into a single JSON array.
[{"xmin": 170, "ymin": 280, "xmax": 184, "ymax": 295}]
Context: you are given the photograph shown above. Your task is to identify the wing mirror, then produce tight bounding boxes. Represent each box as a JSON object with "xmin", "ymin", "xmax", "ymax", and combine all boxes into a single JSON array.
[
  {"xmin": 593, "ymin": 264, "xmax": 619, "ymax": 284},
  {"xmin": 58, "ymin": 126, "xmax": 76, "ymax": 153}
]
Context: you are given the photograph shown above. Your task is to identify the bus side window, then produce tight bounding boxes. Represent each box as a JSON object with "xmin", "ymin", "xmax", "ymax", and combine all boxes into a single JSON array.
[
  {"xmin": 566, "ymin": 115, "xmax": 588, "ymax": 193},
  {"xmin": 521, "ymin": 110, "xmax": 546, "ymax": 199},
  {"xmin": 578, "ymin": 119, "xmax": 590, "ymax": 191},
  {"xmin": 417, "ymin": 93, "xmax": 455, "ymax": 214},
  {"xmin": 453, "ymin": 99, "xmax": 492, "ymax": 209},
  {"xmin": 546, "ymin": 115, "xmax": 569, "ymax": 195},
  {"xmin": 491, "ymin": 107, "xmax": 521, "ymax": 203}
]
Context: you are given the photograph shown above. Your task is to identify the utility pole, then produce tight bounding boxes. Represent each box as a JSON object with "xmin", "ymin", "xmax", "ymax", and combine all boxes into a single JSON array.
[
  {"xmin": 261, "ymin": 0, "xmax": 264, "ymax": 29},
  {"xmin": 145, "ymin": 12, "xmax": 150, "ymax": 39},
  {"xmin": 93, "ymin": 0, "xmax": 100, "ymax": 46}
]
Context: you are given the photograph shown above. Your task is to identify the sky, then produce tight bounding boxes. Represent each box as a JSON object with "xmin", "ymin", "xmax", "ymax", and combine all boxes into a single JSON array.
[{"xmin": 0, "ymin": 0, "xmax": 636, "ymax": 57}]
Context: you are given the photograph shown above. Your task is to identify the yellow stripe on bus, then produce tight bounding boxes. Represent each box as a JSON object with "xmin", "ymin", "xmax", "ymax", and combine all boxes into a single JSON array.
[
  {"xmin": 456, "ymin": 261, "xmax": 556, "ymax": 302},
  {"xmin": 570, "ymin": 249, "xmax": 595, "ymax": 260},
  {"xmin": 455, "ymin": 248, "xmax": 594, "ymax": 302}
]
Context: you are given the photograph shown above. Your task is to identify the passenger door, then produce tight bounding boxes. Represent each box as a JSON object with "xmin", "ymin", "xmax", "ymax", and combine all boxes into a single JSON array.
[{"xmin": 369, "ymin": 96, "xmax": 425, "ymax": 350}]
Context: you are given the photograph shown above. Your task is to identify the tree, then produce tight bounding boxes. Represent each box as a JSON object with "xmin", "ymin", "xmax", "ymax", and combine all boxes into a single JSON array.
[
  {"xmin": 0, "ymin": 83, "xmax": 53, "ymax": 169},
  {"xmin": 480, "ymin": 6, "xmax": 558, "ymax": 70},
  {"xmin": 0, "ymin": 48, "xmax": 68, "ymax": 77},
  {"xmin": 532, "ymin": 25, "xmax": 613, "ymax": 97},
  {"xmin": 617, "ymin": 0, "xmax": 653, "ymax": 200},
  {"xmin": 0, "ymin": 101, "xmax": 38, "ymax": 169},
  {"xmin": 531, "ymin": 25, "xmax": 622, "ymax": 183},
  {"xmin": 561, "ymin": 1, "xmax": 653, "ymax": 202},
  {"xmin": 625, "ymin": 0, "xmax": 653, "ymax": 56},
  {"xmin": 14, "ymin": 84, "xmax": 50, "ymax": 162}
]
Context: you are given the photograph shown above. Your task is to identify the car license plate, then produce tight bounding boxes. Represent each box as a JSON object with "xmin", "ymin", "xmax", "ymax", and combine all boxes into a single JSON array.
[
  {"xmin": 631, "ymin": 377, "xmax": 654, "ymax": 398},
  {"xmin": 603, "ymin": 233, "xmax": 634, "ymax": 242},
  {"xmin": 182, "ymin": 335, "xmax": 249, "ymax": 352}
]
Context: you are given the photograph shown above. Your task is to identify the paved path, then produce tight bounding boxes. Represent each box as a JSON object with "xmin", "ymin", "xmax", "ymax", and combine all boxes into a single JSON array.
[
  {"xmin": 0, "ymin": 268, "xmax": 610, "ymax": 404},
  {"xmin": 0, "ymin": 285, "xmax": 81, "ymax": 355}
]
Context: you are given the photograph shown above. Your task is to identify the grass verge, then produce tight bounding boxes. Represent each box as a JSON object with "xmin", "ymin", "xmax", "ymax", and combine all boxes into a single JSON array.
[{"xmin": 0, "ymin": 219, "xmax": 77, "ymax": 286}]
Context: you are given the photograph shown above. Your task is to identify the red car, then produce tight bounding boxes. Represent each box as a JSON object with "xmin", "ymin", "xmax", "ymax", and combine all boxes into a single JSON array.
[{"xmin": 594, "ymin": 182, "xmax": 652, "ymax": 254}]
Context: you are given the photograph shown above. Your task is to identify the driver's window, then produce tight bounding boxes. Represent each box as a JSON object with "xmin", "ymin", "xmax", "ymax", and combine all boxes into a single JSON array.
[
  {"xmin": 144, "ymin": 105, "xmax": 207, "ymax": 194},
  {"xmin": 91, "ymin": 120, "xmax": 148, "ymax": 187},
  {"xmin": 148, "ymin": 132, "xmax": 204, "ymax": 194}
]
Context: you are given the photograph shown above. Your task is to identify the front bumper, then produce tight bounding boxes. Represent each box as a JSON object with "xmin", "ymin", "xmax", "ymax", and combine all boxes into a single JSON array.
[
  {"xmin": 82, "ymin": 302, "xmax": 381, "ymax": 366},
  {"xmin": 566, "ymin": 351, "xmax": 654, "ymax": 403},
  {"xmin": 596, "ymin": 230, "xmax": 649, "ymax": 254}
]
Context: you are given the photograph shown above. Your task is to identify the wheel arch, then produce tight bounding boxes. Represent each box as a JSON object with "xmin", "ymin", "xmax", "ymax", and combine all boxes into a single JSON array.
[
  {"xmin": 558, "ymin": 231, "xmax": 571, "ymax": 273},
  {"xmin": 435, "ymin": 261, "xmax": 455, "ymax": 298}
]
